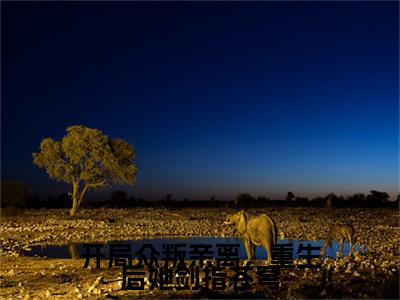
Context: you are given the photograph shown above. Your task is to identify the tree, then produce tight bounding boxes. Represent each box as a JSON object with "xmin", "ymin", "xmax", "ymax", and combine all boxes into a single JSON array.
[
  {"xmin": 25, "ymin": 195, "xmax": 41, "ymax": 209},
  {"xmin": 346, "ymin": 193, "xmax": 365, "ymax": 207},
  {"xmin": 161, "ymin": 193, "xmax": 173, "ymax": 203},
  {"xmin": 285, "ymin": 191, "xmax": 295, "ymax": 202},
  {"xmin": 295, "ymin": 197, "xmax": 309, "ymax": 206},
  {"xmin": 325, "ymin": 193, "xmax": 335, "ymax": 209},
  {"xmin": 348, "ymin": 193, "xmax": 365, "ymax": 201},
  {"xmin": 256, "ymin": 196, "xmax": 271, "ymax": 208},
  {"xmin": 33, "ymin": 125, "xmax": 137, "ymax": 216},
  {"xmin": 111, "ymin": 190, "xmax": 128, "ymax": 207},
  {"xmin": 234, "ymin": 193, "xmax": 255, "ymax": 208},
  {"xmin": 1, "ymin": 180, "xmax": 29, "ymax": 209},
  {"xmin": 57, "ymin": 192, "xmax": 72, "ymax": 208},
  {"xmin": 365, "ymin": 190, "xmax": 390, "ymax": 207}
]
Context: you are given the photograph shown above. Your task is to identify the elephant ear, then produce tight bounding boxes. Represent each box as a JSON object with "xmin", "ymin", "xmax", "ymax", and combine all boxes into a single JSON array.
[{"xmin": 237, "ymin": 210, "xmax": 247, "ymax": 234}]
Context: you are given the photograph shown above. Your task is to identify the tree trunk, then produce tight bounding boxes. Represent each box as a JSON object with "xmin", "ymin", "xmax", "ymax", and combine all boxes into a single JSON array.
[
  {"xmin": 69, "ymin": 181, "xmax": 79, "ymax": 217},
  {"xmin": 69, "ymin": 182, "xmax": 89, "ymax": 217},
  {"xmin": 326, "ymin": 194, "xmax": 333, "ymax": 209},
  {"xmin": 69, "ymin": 180, "xmax": 105, "ymax": 216},
  {"xmin": 70, "ymin": 195, "xmax": 79, "ymax": 217},
  {"xmin": 77, "ymin": 185, "xmax": 88, "ymax": 209}
]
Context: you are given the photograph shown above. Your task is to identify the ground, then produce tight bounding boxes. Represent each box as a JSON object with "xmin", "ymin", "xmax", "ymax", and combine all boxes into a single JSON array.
[{"xmin": 0, "ymin": 207, "xmax": 399, "ymax": 299}]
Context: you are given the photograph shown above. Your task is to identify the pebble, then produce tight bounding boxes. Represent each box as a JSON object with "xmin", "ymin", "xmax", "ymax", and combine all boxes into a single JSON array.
[{"xmin": 87, "ymin": 276, "xmax": 103, "ymax": 294}]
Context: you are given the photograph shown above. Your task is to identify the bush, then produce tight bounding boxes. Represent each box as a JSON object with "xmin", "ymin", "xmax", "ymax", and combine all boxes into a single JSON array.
[{"xmin": 1, "ymin": 181, "xmax": 29, "ymax": 215}]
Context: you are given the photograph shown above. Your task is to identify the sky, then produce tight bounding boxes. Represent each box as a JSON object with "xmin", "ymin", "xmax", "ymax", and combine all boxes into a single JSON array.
[{"xmin": 1, "ymin": 2, "xmax": 399, "ymax": 200}]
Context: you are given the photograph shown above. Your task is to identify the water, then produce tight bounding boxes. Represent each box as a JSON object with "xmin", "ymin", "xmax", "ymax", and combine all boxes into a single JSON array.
[{"xmin": 25, "ymin": 237, "xmax": 365, "ymax": 260}]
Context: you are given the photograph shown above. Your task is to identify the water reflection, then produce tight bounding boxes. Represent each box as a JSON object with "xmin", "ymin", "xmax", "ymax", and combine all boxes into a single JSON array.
[{"xmin": 69, "ymin": 243, "xmax": 80, "ymax": 259}]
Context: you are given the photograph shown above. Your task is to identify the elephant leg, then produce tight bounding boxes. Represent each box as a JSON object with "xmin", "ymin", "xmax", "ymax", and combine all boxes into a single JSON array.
[
  {"xmin": 338, "ymin": 239, "xmax": 344, "ymax": 258},
  {"xmin": 320, "ymin": 239, "xmax": 330, "ymax": 258},
  {"xmin": 244, "ymin": 237, "xmax": 253, "ymax": 261},
  {"xmin": 262, "ymin": 239, "xmax": 273, "ymax": 263},
  {"xmin": 348, "ymin": 234, "xmax": 354, "ymax": 256}
]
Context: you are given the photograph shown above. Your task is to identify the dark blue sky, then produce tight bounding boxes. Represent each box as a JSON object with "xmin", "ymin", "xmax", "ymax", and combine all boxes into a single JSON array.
[{"xmin": 2, "ymin": 2, "xmax": 398, "ymax": 200}]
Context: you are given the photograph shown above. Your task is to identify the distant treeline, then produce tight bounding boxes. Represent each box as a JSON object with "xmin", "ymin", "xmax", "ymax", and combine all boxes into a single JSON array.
[{"xmin": 7, "ymin": 188, "xmax": 399, "ymax": 210}]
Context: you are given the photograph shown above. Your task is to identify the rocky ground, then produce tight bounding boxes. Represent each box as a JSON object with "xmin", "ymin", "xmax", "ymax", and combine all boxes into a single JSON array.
[{"xmin": 0, "ymin": 207, "xmax": 399, "ymax": 299}]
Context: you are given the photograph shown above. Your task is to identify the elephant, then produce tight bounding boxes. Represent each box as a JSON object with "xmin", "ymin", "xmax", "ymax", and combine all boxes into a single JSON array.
[{"xmin": 224, "ymin": 210, "xmax": 278, "ymax": 262}]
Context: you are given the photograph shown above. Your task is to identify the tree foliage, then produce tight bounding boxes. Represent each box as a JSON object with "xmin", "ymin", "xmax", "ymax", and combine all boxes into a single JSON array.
[
  {"xmin": 366, "ymin": 190, "xmax": 389, "ymax": 204},
  {"xmin": 111, "ymin": 190, "xmax": 129, "ymax": 207},
  {"xmin": 32, "ymin": 125, "xmax": 137, "ymax": 216},
  {"xmin": 234, "ymin": 193, "xmax": 255, "ymax": 208},
  {"xmin": 1, "ymin": 180, "xmax": 29, "ymax": 208}
]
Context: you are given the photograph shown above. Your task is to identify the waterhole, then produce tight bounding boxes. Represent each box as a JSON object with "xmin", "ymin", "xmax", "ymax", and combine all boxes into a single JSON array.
[{"xmin": 24, "ymin": 237, "xmax": 366, "ymax": 260}]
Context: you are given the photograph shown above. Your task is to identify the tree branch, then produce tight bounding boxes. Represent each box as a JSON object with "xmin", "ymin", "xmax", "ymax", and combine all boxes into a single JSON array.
[
  {"xmin": 75, "ymin": 179, "xmax": 109, "ymax": 210},
  {"xmin": 77, "ymin": 184, "xmax": 88, "ymax": 208},
  {"xmin": 86, "ymin": 179, "xmax": 107, "ymax": 189}
]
